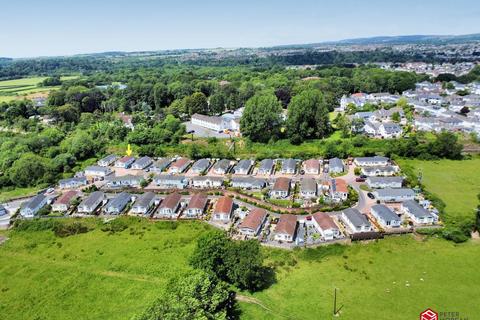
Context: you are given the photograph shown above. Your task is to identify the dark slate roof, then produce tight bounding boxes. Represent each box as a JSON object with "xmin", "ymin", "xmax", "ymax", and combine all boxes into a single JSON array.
[
  {"xmin": 234, "ymin": 160, "xmax": 254, "ymax": 172},
  {"xmin": 191, "ymin": 159, "xmax": 211, "ymax": 172},
  {"xmin": 403, "ymin": 200, "xmax": 434, "ymax": 219},
  {"xmin": 282, "ymin": 159, "xmax": 296, "ymax": 171},
  {"xmin": 80, "ymin": 191, "xmax": 105, "ymax": 208},
  {"xmin": 132, "ymin": 192, "xmax": 156, "ymax": 209},
  {"xmin": 343, "ymin": 208, "xmax": 371, "ymax": 228},
  {"xmin": 23, "ymin": 194, "xmax": 46, "ymax": 211},
  {"xmin": 329, "ymin": 158, "xmax": 344, "ymax": 169},
  {"xmin": 258, "ymin": 159, "xmax": 274, "ymax": 172},
  {"xmin": 132, "ymin": 156, "xmax": 153, "ymax": 168},
  {"xmin": 371, "ymin": 204, "xmax": 400, "ymax": 222},
  {"xmin": 213, "ymin": 159, "xmax": 231, "ymax": 171},
  {"xmin": 106, "ymin": 192, "xmax": 131, "ymax": 211}
]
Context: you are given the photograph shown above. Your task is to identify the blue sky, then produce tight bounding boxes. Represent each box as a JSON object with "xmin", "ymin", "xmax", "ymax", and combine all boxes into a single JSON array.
[{"xmin": 1, "ymin": 0, "xmax": 479, "ymax": 58}]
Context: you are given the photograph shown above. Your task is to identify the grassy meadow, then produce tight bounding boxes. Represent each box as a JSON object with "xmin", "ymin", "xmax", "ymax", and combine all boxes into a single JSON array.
[
  {"xmin": 0, "ymin": 76, "xmax": 78, "ymax": 102},
  {"xmin": 398, "ymin": 156, "xmax": 480, "ymax": 219},
  {"xmin": 0, "ymin": 218, "xmax": 479, "ymax": 320}
]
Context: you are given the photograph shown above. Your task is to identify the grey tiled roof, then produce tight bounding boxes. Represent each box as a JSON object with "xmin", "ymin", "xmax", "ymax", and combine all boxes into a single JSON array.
[
  {"xmin": 343, "ymin": 208, "xmax": 371, "ymax": 228},
  {"xmin": 371, "ymin": 204, "xmax": 400, "ymax": 222}
]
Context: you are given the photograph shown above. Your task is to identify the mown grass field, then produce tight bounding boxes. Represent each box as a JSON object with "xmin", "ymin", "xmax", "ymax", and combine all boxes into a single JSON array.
[
  {"xmin": 0, "ymin": 218, "xmax": 479, "ymax": 320},
  {"xmin": 0, "ymin": 76, "xmax": 78, "ymax": 102},
  {"xmin": 398, "ymin": 157, "xmax": 480, "ymax": 219}
]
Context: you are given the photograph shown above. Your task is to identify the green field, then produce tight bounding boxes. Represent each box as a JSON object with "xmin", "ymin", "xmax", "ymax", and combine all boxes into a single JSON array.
[
  {"xmin": 0, "ymin": 186, "xmax": 43, "ymax": 202},
  {"xmin": 0, "ymin": 76, "xmax": 78, "ymax": 102},
  {"xmin": 398, "ymin": 157, "xmax": 480, "ymax": 219},
  {"xmin": 0, "ymin": 218, "xmax": 479, "ymax": 320}
]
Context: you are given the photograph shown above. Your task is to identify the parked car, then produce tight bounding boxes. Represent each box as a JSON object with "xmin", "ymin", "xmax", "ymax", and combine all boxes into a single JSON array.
[
  {"xmin": 360, "ymin": 174, "xmax": 367, "ymax": 179},
  {"xmin": 367, "ymin": 192, "xmax": 375, "ymax": 199},
  {"xmin": 355, "ymin": 177, "xmax": 366, "ymax": 182}
]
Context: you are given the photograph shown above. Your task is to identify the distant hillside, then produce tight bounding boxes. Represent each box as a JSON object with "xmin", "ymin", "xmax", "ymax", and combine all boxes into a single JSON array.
[{"xmin": 324, "ymin": 33, "xmax": 480, "ymax": 45}]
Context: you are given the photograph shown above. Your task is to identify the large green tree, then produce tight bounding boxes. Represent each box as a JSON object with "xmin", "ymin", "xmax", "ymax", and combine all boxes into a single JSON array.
[
  {"xmin": 135, "ymin": 270, "xmax": 235, "ymax": 320},
  {"xmin": 185, "ymin": 92, "xmax": 208, "ymax": 115},
  {"xmin": 240, "ymin": 93, "xmax": 283, "ymax": 143},
  {"xmin": 286, "ymin": 89, "xmax": 331, "ymax": 144}
]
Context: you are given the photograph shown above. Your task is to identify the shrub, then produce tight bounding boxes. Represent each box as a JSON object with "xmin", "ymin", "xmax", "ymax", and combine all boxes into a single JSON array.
[{"xmin": 54, "ymin": 221, "xmax": 91, "ymax": 238}]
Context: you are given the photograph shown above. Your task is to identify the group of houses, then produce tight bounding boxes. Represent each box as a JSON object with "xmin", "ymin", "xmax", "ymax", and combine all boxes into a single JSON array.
[{"xmin": 338, "ymin": 79, "xmax": 480, "ymax": 138}]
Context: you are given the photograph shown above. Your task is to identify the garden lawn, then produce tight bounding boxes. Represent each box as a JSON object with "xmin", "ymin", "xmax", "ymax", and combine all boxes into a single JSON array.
[{"xmin": 398, "ymin": 157, "xmax": 480, "ymax": 219}]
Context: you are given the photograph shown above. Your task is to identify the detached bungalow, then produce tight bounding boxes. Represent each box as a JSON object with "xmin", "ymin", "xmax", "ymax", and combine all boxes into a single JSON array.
[
  {"xmin": 329, "ymin": 179, "xmax": 348, "ymax": 202},
  {"xmin": 114, "ymin": 156, "xmax": 136, "ymax": 169},
  {"xmin": 169, "ymin": 158, "xmax": 191, "ymax": 173},
  {"xmin": 354, "ymin": 156, "xmax": 389, "ymax": 167},
  {"xmin": 280, "ymin": 159, "xmax": 296, "ymax": 174},
  {"xmin": 371, "ymin": 204, "xmax": 401, "ymax": 228},
  {"xmin": 154, "ymin": 175, "xmax": 189, "ymax": 189},
  {"xmin": 156, "ymin": 193, "xmax": 182, "ymax": 218},
  {"xmin": 274, "ymin": 214, "xmax": 297, "ymax": 242},
  {"xmin": 105, "ymin": 175, "xmax": 143, "ymax": 188},
  {"xmin": 212, "ymin": 159, "xmax": 232, "ymax": 175},
  {"xmin": 52, "ymin": 191, "xmax": 79, "ymax": 212},
  {"xmin": 131, "ymin": 156, "xmax": 153, "ymax": 170},
  {"xmin": 131, "ymin": 192, "xmax": 157, "ymax": 215},
  {"xmin": 190, "ymin": 159, "xmax": 211, "ymax": 174},
  {"xmin": 366, "ymin": 176, "xmax": 403, "ymax": 189},
  {"xmin": 59, "ymin": 177, "xmax": 87, "ymax": 189},
  {"xmin": 185, "ymin": 193, "xmax": 208, "ymax": 218},
  {"xmin": 212, "ymin": 196, "xmax": 234, "ymax": 222},
  {"xmin": 303, "ymin": 159, "xmax": 320, "ymax": 175},
  {"xmin": 84, "ymin": 166, "xmax": 113, "ymax": 179},
  {"xmin": 402, "ymin": 200, "xmax": 436, "ymax": 225},
  {"xmin": 150, "ymin": 158, "xmax": 172, "ymax": 173},
  {"xmin": 191, "ymin": 176, "xmax": 224, "ymax": 189},
  {"xmin": 342, "ymin": 208, "xmax": 372, "ymax": 233},
  {"xmin": 238, "ymin": 208, "xmax": 268, "ymax": 238},
  {"xmin": 361, "ymin": 166, "xmax": 398, "ymax": 177},
  {"xmin": 328, "ymin": 158, "xmax": 344, "ymax": 174},
  {"xmin": 98, "ymin": 154, "xmax": 118, "ymax": 167},
  {"xmin": 374, "ymin": 188, "xmax": 415, "ymax": 202},
  {"xmin": 20, "ymin": 194, "xmax": 48, "ymax": 218},
  {"xmin": 104, "ymin": 192, "xmax": 132, "ymax": 215},
  {"xmin": 78, "ymin": 191, "xmax": 106, "ymax": 214},
  {"xmin": 257, "ymin": 159, "xmax": 274, "ymax": 175},
  {"xmin": 231, "ymin": 177, "xmax": 267, "ymax": 190},
  {"xmin": 270, "ymin": 177, "xmax": 291, "ymax": 199},
  {"xmin": 300, "ymin": 178, "xmax": 317, "ymax": 199},
  {"xmin": 233, "ymin": 159, "xmax": 254, "ymax": 175},
  {"xmin": 311, "ymin": 212, "xmax": 340, "ymax": 240}
]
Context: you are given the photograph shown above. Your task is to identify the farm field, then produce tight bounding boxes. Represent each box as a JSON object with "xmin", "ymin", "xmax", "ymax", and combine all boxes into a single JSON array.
[
  {"xmin": 398, "ymin": 157, "xmax": 480, "ymax": 219},
  {"xmin": 0, "ymin": 218, "xmax": 479, "ymax": 320},
  {"xmin": 0, "ymin": 76, "xmax": 78, "ymax": 102}
]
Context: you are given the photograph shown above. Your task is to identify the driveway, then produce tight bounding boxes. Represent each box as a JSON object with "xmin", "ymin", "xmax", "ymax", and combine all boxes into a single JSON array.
[
  {"xmin": 184, "ymin": 121, "xmax": 231, "ymax": 138},
  {"xmin": 342, "ymin": 164, "xmax": 376, "ymax": 214}
]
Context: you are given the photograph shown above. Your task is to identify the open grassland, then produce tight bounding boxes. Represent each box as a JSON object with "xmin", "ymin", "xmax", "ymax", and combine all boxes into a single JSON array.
[
  {"xmin": 241, "ymin": 236, "xmax": 480, "ymax": 320},
  {"xmin": 0, "ymin": 76, "xmax": 78, "ymax": 102},
  {"xmin": 0, "ymin": 219, "xmax": 212, "ymax": 320},
  {"xmin": 398, "ymin": 157, "xmax": 480, "ymax": 219},
  {"xmin": 0, "ymin": 186, "xmax": 43, "ymax": 202},
  {"xmin": 0, "ymin": 218, "xmax": 479, "ymax": 320}
]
